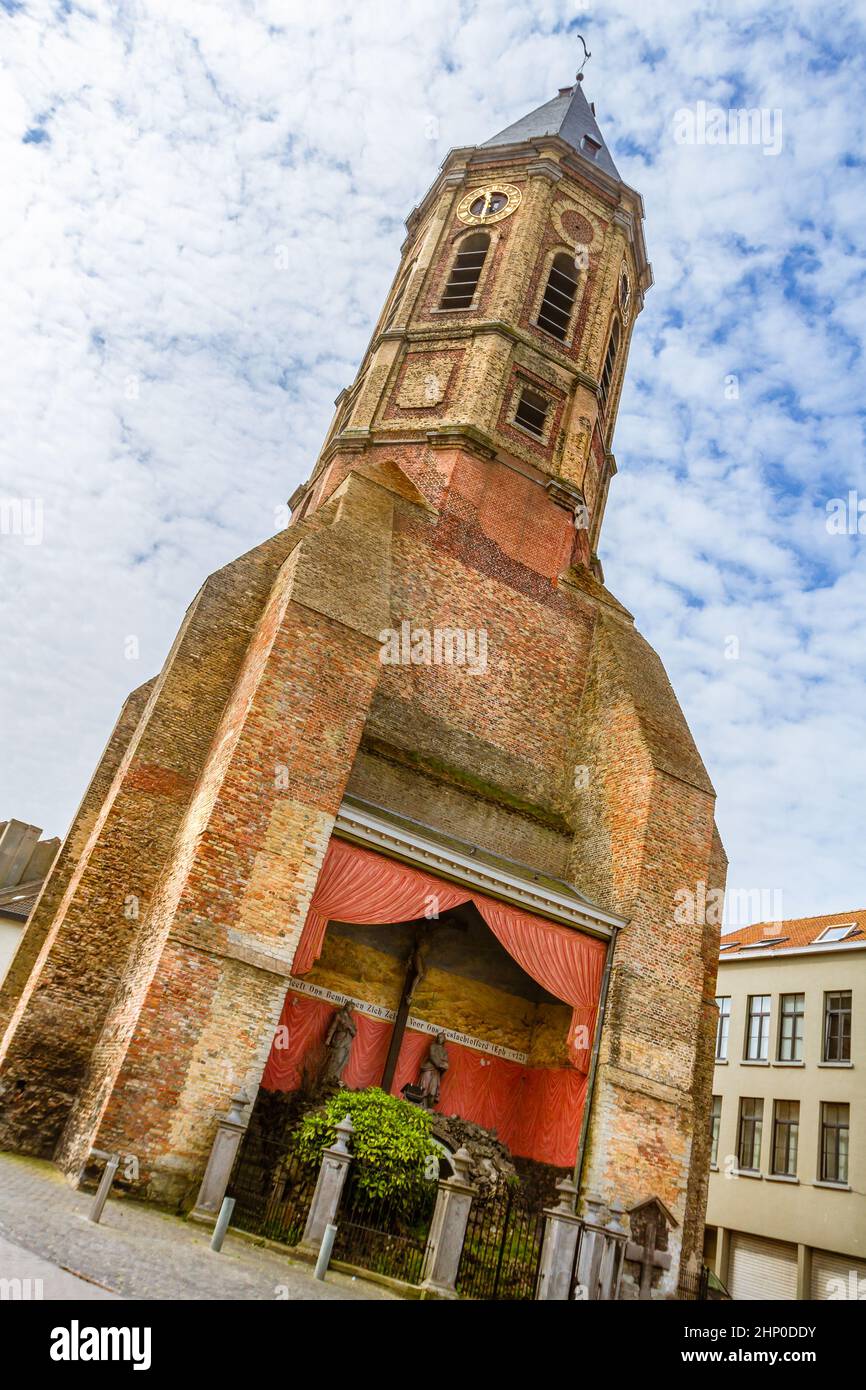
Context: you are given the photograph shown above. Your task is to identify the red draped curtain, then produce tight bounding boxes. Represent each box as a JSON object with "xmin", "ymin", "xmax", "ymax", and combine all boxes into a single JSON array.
[
  {"xmin": 262, "ymin": 992, "xmax": 590, "ymax": 1168},
  {"xmin": 291, "ymin": 837, "xmax": 606, "ymax": 1071}
]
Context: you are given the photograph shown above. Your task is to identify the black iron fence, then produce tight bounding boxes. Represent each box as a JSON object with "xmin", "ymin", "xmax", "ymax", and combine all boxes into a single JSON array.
[
  {"xmin": 225, "ymin": 1127, "xmax": 548, "ymax": 1299},
  {"xmin": 331, "ymin": 1163, "xmax": 437, "ymax": 1285},
  {"xmin": 681, "ymin": 1264, "xmax": 732, "ymax": 1301},
  {"xmin": 456, "ymin": 1181, "xmax": 545, "ymax": 1300},
  {"xmin": 678, "ymin": 1265, "xmax": 732, "ymax": 1300},
  {"xmin": 227, "ymin": 1136, "xmax": 317, "ymax": 1247}
]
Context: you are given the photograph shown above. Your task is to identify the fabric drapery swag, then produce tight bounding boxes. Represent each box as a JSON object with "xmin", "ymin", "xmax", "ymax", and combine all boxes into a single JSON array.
[{"xmin": 291, "ymin": 837, "xmax": 606, "ymax": 1072}]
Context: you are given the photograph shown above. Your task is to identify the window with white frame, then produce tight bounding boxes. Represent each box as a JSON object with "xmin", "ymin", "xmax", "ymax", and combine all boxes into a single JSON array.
[
  {"xmin": 745, "ymin": 994, "xmax": 771, "ymax": 1061},
  {"xmin": 737, "ymin": 1096, "xmax": 763, "ymax": 1171},
  {"xmin": 823, "ymin": 991, "xmax": 852, "ymax": 1062},
  {"xmin": 778, "ymin": 993, "xmax": 805, "ymax": 1062},
  {"xmin": 710, "ymin": 1095, "xmax": 722, "ymax": 1166},
  {"xmin": 715, "ymin": 996, "xmax": 731, "ymax": 1060}
]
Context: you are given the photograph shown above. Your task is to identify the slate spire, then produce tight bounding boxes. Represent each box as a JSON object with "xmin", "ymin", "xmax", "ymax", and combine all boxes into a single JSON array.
[{"xmin": 482, "ymin": 76, "xmax": 620, "ymax": 182}]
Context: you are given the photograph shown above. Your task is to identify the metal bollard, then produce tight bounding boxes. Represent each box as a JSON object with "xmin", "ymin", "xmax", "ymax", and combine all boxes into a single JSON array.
[
  {"xmin": 210, "ymin": 1196, "xmax": 236, "ymax": 1253},
  {"xmin": 314, "ymin": 1223, "xmax": 338, "ymax": 1280},
  {"xmin": 88, "ymin": 1152, "xmax": 120, "ymax": 1224}
]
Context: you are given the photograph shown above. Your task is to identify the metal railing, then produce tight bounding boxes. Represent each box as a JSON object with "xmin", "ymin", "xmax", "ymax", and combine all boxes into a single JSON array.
[
  {"xmin": 331, "ymin": 1164, "xmax": 436, "ymax": 1285},
  {"xmin": 456, "ymin": 1182, "xmax": 545, "ymax": 1301},
  {"xmin": 227, "ymin": 1136, "xmax": 316, "ymax": 1247}
]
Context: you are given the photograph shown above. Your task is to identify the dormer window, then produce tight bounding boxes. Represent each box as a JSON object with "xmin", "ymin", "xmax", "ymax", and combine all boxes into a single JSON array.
[
  {"xmin": 740, "ymin": 937, "xmax": 789, "ymax": 951},
  {"xmin": 514, "ymin": 387, "xmax": 549, "ymax": 438},
  {"xmin": 440, "ymin": 233, "xmax": 489, "ymax": 309},
  {"xmin": 813, "ymin": 924, "xmax": 858, "ymax": 944},
  {"xmin": 538, "ymin": 253, "xmax": 578, "ymax": 342},
  {"xmin": 581, "ymin": 135, "xmax": 602, "ymax": 159}
]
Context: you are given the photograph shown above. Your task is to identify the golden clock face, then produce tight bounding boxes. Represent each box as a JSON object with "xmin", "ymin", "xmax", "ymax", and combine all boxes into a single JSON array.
[{"xmin": 456, "ymin": 183, "xmax": 521, "ymax": 226}]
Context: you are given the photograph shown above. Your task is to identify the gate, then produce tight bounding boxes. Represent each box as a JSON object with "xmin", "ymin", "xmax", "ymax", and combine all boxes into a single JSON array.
[
  {"xmin": 331, "ymin": 1162, "xmax": 437, "ymax": 1285},
  {"xmin": 456, "ymin": 1182, "xmax": 545, "ymax": 1300},
  {"xmin": 227, "ymin": 1135, "xmax": 317, "ymax": 1247}
]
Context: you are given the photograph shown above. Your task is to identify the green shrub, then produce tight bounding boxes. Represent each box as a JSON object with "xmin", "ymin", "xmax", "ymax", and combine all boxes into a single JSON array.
[{"xmin": 292, "ymin": 1087, "xmax": 440, "ymax": 1217}]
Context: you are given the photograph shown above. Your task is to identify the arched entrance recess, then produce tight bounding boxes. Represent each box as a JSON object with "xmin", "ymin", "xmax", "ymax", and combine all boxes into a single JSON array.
[{"xmin": 259, "ymin": 837, "xmax": 608, "ymax": 1169}]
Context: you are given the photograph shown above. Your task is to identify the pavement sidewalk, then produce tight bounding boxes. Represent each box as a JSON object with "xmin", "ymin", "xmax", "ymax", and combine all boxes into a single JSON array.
[{"xmin": 0, "ymin": 1151, "xmax": 397, "ymax": 1301}]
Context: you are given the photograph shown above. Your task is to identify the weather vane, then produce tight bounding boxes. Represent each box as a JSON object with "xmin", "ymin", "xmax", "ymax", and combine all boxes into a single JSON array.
[{"xmin": 575, "ymin": 34, "xmax": 591, "ymax": 81}]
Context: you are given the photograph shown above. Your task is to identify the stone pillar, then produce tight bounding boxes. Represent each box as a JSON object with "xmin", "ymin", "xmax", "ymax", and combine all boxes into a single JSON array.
[
  {"xmin": 300, "ymin": 1115, "xmax": 354, "ymax": 1251},
  {"xmin": 190, "ymin": 1092, "xmax": 250, "ymax": 1224},
  {"xmin": 536, "ymin": 1177, "xmax": 582, "ymax": 1301},
  {"xmin": 574, "ymin": 1192, "xmax": 624, "ymax": 1300},
  {"xmin": 598, "ymin": 1200, "xmax": 628, "ymax": 1300},
  {"xmin": 420, "ymin": 1146, "xmax": 475, "ymax": 1299}
]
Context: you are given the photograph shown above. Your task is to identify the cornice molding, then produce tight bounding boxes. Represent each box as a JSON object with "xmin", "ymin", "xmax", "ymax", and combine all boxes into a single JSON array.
[{"xmin": 334, "ymin": 795, "xmax": 625, "ymax": 938}]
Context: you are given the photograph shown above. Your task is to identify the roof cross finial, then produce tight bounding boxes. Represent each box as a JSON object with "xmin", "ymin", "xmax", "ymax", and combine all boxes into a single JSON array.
[{"xmin": 575, "ymin": 34, "xmax": 591, "ymax": 81}]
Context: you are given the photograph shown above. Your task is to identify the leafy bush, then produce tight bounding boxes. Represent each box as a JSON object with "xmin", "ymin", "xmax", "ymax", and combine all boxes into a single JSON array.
[{"xmin": 292, "ymin": 1087, "xmax": 440, "ymax": 1217}]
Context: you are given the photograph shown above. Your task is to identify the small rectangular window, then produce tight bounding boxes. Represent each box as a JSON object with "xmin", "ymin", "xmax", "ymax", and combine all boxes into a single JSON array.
[
  {"xmin": 778, "ymin": 993, "xmax": 805, "ymax": 1062},
  {"xmin": 820, "ymin": 1102, "xmax": 849, "ymax": 1183},
  {"xmin": 823, "ymin": 991, "xmax": 852, "ymax": 1062},
  {"xmin": 737, "ymin": 1096, "xmax": 763, "ymax": 1171},
  {"xmin": 514, "ymin": 387, "xmax": 549, "ymax": 438},
  {"xmin": 715, "ymin": 996, "xmax": 731, "ymax": 1060},
  {"xmin": 745, "ymin": 994, "xmax": 771, "ymax": 1061},
  {"xmin": 710, "ymin": 1095, "xmax": 722, "ymax": 1166},
  {"xmin": 771, "ymin": 1100, "xmax": 799, "ymax": 1175}
]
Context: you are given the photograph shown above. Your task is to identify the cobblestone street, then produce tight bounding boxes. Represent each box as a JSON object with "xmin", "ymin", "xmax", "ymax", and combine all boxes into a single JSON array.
[{"xmin": 0, "ymin": 1152, "xmax": 398, "ymax": 1301}]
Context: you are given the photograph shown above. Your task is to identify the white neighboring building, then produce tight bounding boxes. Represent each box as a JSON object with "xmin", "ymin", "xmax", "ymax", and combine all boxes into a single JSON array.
[{"xmin": 705, "ymin": 910, "xmax": 866, "ymax": 1300}]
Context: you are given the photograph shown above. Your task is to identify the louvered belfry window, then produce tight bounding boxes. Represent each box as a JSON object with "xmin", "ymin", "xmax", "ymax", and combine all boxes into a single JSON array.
[
  {"xmin": 538, "ymin": 252, "xmax": 578, "ymax": 341},
  {"xmin": 440, "ymin": 233, "xmax": 490, "ymax": 309},
  {"xmin": 514, "ymin": 387, "xmax": 549, "ymax": 438},
  {"xmin": 599, "ymin": 318, "xmax": 621, "ymax": 410}
]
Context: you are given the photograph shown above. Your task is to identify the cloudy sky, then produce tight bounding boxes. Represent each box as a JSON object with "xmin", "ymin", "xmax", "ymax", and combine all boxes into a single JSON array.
[{"xmin": 1, "ymin": 0, "xmax": 864, "ymax": 925}]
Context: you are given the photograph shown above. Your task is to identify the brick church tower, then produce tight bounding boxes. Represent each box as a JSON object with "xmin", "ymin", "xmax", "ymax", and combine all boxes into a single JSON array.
[{"xmin": 0, "ymin": 78, "xmax": 725, "ymax": 1293}]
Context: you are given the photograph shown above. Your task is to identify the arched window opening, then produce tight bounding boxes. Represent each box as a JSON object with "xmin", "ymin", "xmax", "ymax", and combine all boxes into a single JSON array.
[
  {"xmin": 599, "ymin": 319, "xmax": 621, "ymax": 411},
  {"xmin": 440, "ymin": 233, "xmax": 490, "ymax": 309},
  {"xmin": 538, "ymin": 252, "xmax": 578, "ymax": 341}
]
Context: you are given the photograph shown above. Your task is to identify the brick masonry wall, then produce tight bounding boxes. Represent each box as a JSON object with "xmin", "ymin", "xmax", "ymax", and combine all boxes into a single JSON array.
[
  {"xmin": 569, "ymin": 616, "xmax": 725, "ymax": 1288},
  {"xmin": 55, "ymin": 474, "xmax": 394, "ymax": 1200},
  {"xmin": 0, "ymin": 527, "xmax": 303, "ymax": 1156}
]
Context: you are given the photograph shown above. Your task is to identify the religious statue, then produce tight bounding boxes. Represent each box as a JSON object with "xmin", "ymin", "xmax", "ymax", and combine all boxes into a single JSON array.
[
  {"xmin": 418, "ymin": 1032, "xmax": 449, "ymax": 1109},
  {"xmin": 319, "ymin": 1002, "xmax": 357, "ymax": 1090},
  {"xmin": 403, "ymin": 933, "xmax": 430, "ymax": 1007}
]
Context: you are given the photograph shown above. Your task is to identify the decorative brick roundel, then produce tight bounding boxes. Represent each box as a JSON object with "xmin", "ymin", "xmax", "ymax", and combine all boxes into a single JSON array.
[{"xmin": 559, "ymin": 208, "xmax": 595, "ymax": 249}]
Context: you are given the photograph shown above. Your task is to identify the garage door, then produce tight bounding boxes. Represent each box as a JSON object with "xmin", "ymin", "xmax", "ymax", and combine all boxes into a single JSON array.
[
  {"xmin": 811, "ymin": 1248, "xmax": 866, "ymax": 1300},
  {"xmin": 729, "ymin": 1233, "xmax": 797, "ymax": 1300}
]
